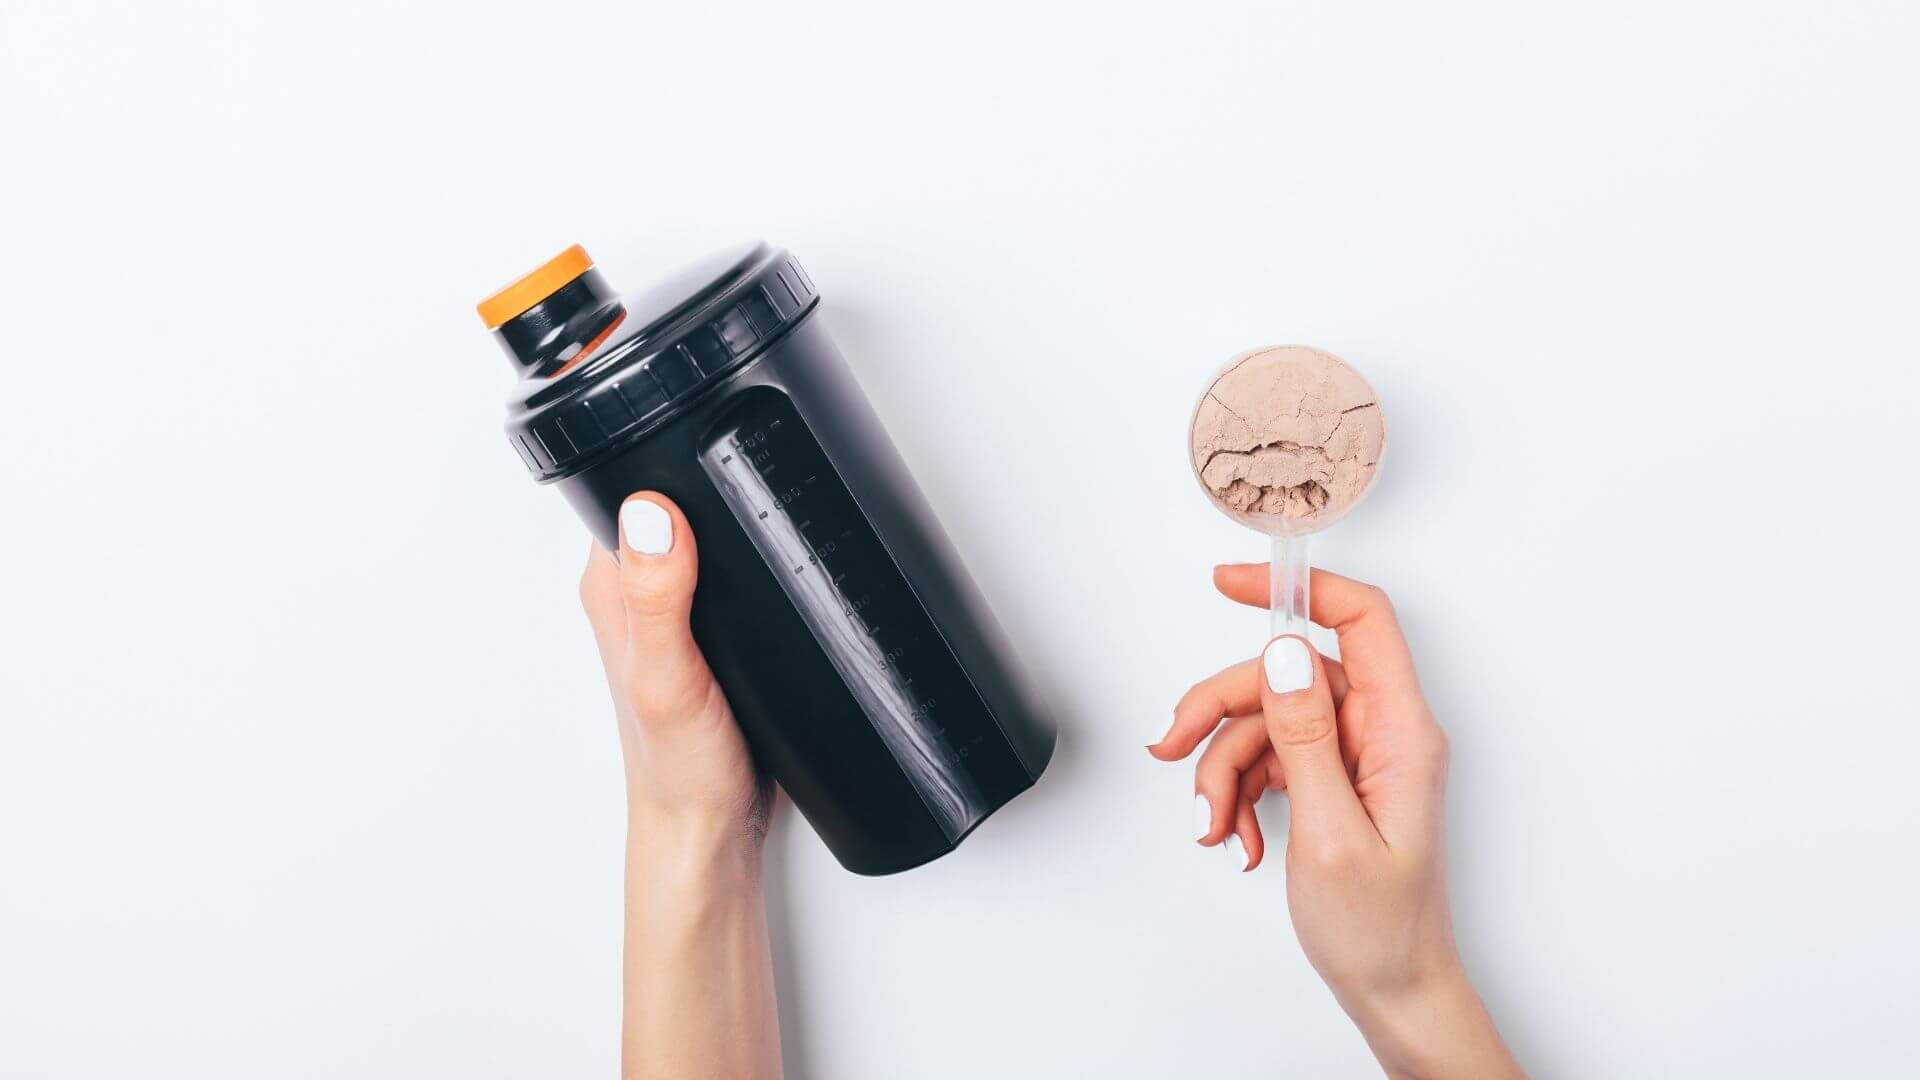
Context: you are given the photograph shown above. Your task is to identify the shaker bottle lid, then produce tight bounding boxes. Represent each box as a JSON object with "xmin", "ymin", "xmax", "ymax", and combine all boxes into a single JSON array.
[
  {"xmin": 476, "ymin": 244, "xmax": 594, "ymax": 329},
  {"xmin": 492, "ymin": 242, "xmax": 820, "ymax": 482}
]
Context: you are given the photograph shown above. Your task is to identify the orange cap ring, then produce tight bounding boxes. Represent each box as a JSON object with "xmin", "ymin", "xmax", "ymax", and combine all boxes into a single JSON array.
[{"xmin": 476, "ymin": 244, "xmax": 594, "ymax": 329}]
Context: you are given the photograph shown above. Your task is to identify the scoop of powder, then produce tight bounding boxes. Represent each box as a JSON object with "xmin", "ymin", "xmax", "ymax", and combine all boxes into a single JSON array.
[{"xmin": 1190, "ymin": 345, "xmax": 1384, "ymax": 525}]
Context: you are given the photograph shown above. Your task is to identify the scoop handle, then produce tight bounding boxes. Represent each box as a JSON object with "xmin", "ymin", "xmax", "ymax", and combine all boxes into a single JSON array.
[{"xmin": 1270, "ymin": 533, "xmax": 1311, "ymax": 640}]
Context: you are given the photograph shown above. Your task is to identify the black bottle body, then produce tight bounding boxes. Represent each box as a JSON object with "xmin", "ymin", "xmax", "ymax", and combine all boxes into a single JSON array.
[{"xmin": 514, "ymin": 253, "xmax": 1053, "ymax": 874}]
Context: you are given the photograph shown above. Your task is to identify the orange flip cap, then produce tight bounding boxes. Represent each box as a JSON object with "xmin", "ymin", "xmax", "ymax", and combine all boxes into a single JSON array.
[{"xmin": 476, "ymin": 244, "xmax": 593, "ymax": 329}]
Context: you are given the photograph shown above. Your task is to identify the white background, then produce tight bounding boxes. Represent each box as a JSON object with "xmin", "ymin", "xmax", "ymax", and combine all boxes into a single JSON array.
[{"xmin": 3, "ymin": 2, "xmax": 1917, "ymax": 1077}]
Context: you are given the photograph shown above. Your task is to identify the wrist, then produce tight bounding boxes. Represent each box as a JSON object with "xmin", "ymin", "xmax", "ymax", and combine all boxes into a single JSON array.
[
  {"xmin": 625, "ymin": 803, "xmax": 764, "ymax": 910},
  {"xmin": 619, "ymin": 806, "xmax": 781, "ymax": 1080},
  {"xmin": 1339, "ymin": 945, "xmax": 1468, "ymax": 1019},
  {"xmin": 1342, "ymin": 959, "xmax": 1519, "ymax": 1080}
]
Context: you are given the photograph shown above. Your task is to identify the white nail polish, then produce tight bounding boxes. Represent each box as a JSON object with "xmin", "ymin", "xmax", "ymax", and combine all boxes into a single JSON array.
[
  {"xmin": 1224, "ymin": 833, "xmax": 1249, "ymax": 871},
  {"xmin": 1193, "ymin": 794, "xmax": 1213, "ymax": 843},
  {"xmin": 1263, "ymin": 636, "xmax": 1314, "ymax": 694},
  {"xmin": 621, "ymin": 501, "xmax": 673, "ymax": 556}
]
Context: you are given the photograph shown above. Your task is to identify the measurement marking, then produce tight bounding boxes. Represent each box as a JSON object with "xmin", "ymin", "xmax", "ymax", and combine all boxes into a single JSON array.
[
  {"xmin": 833, "ymin": 572, "xmax": 846, "ymax": 584},
  {"xmin": 757, "ymin": 511, "xmax": 768, "ymax": 520},
  {"xmin": 721, "ymin": 454, "xmax": 733, "ymax": 463},
  {"xmin": 798, "ymin": 519, "xmax": 812, "ymax": 530}
]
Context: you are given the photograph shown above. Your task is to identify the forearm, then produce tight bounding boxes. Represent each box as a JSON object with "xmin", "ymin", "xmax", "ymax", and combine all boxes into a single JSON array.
[
  {"xmin": 622, "ymin": 813, "xmax": 781, "ymax": 1080},
  {"xmin": 1343, "ymin": 965, "xmax": 1521, "ymax": 1080}
]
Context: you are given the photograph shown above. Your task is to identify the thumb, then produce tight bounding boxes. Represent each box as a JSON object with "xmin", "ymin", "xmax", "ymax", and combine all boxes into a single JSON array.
[
  {"xmin": 615, "ymin": 493, "xmax": 713, "ymax": 723},
  {"xmin": 1260, "ymin": 636, "xmax": 1372, "ymax": 843}
]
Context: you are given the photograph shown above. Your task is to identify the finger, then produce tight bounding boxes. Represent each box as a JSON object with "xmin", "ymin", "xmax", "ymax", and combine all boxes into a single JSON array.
[
  {"xmin": 1216, "ymin": 566, "xmax": 1421, "ymax": 696},
  {"xmin": 1151, "ymin": 657, "xmax": 1349, "ymax": 766},
  {"xmin": 1260, "ymin": 635, "xmax": 1375, "ymax": 846},
  {"xmin": 1322, "ymin": 655, "xmax": 1350, "ymax": 704},
  {"xmin": 615, "ymin": 493, "xmax": 714, "ymax": 725},
  {"xmin": 1238, "ymin": 748, "xmax": 1283, "ymax": 801},
  {"xmin": 1372, "ymin": 720, "xmax": 1453, "ymax": 853},
  {"xmin": 1194, "ymin": 714, "xmax": 1270, "ymax": 846},
  {"xmin": 579, "ymin": 542, "xmax": 626, "ymax": 671},
  {"xmin": 1226, "ymin": 797, "xmax": 1263, "ymax": 872},
  {"xmin": 1151, "ymin": 657, "xmax": 1262, "ymax": 759}
]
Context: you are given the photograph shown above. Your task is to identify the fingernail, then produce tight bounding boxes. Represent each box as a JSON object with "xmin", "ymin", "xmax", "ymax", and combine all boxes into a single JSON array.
[
  {"xmin": 621, "ymin": 501, "xmax": 673, "ymax": 556},
  {"xmin": 1147, "ymin": 718, "xmax": 1170, "ymax": 747},
  {"xmin": 1263, "ymin": 636, "xmax": 1314, "ymax": 694},
  {"xmin": 1193, "ymin": 794, "xmax": 1213, "ymax": 843},
  {"xmin": 1223, "ymin": 833, "xmax": 1249, "ymax": 871}
]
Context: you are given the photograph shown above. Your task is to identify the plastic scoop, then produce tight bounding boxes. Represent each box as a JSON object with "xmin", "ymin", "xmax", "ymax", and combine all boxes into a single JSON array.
[{"xmin": 1188, "ymin": 345, "xmax": 1387, "ymax": 638}]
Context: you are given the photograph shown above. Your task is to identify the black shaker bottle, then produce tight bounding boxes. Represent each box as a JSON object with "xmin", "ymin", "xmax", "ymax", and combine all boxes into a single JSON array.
[{"xmin": 476, "ymin": 243, "xmax": 1054, "ymax": 874}]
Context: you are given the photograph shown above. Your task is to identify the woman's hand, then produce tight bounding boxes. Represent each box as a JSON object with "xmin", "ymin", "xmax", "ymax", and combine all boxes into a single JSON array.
[
  {"xmin": 579, "ymin": 493, "xmax": 768, "ymax": 869},
  {"xmin": 1150, "ymin": 566, "xmax": 1520, "ymax": 1080},
  {"xmin": 579, "ymin": 492, "xmax": 781, "ymax": 1080}
]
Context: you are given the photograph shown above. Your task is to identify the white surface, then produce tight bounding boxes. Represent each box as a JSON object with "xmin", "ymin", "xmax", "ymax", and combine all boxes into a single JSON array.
[{"xmin": 3, "ymin": 2, "xmax": 1917, "ymax": 1077}]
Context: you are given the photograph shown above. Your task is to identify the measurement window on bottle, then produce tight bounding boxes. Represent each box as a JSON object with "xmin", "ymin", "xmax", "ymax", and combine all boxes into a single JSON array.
[{"xmin": 698, "ymin": 387, "xmax": 1022, "ymax": 836}]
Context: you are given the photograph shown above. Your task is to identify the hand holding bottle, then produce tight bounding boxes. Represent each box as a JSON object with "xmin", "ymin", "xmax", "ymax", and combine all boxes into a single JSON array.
[{"xmin": 579, "ymin": 492, "xmax": 780, "ymax": 1080}]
